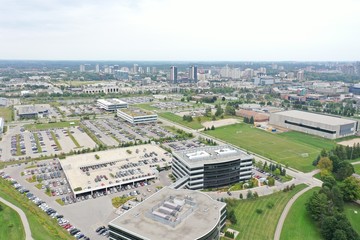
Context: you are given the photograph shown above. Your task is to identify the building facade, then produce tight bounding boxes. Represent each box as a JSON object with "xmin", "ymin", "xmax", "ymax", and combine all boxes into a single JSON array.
[
  {"xmin": 172, "ymin": 145, "xmax": 253, "ymax": 190},
  {"xmin": 117, "ymin": 108, "xmax": 157, "ymax": 124},
  {"xmin": 269, "ymin": 110, "xmax": 358, "ymax": 139},
  {"xmin": 170, "ymin": 66, "xmax": 178, "ymax": 84},
  {"xmin": 97, "ymin": 99, "xmax": 128, "ymax": 111}
]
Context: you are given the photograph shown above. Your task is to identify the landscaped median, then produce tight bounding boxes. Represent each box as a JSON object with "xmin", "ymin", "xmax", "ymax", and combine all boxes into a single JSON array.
[
  {"xmin": 223, "ymin": 184, "xmax": 307, "ymax": 240},
  {"xmin": 112, "ymin": 196, "xmax": 134, "ymax": 208},
  {"xmin": 0, "ymin": 178, "xmax": 73, "ymax": 240}
]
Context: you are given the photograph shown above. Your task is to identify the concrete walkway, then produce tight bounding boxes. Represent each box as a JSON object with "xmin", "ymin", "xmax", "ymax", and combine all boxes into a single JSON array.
[
  {"xmin": 0, "ymin": 197, "xmax": 33, "ymax": 240},
  {"xmin": 273, "ymin": 186, "xmax": 314, "ymax": 240}
]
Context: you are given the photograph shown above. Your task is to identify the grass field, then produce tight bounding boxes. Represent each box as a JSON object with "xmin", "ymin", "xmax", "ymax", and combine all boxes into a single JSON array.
[
  {"xmin": 354, "ymin": 164, "xmax": 360, "ymax": 174},
  {"xmin": 24, "ymin": 121, "xmax": 79, "ymax": 131},
  {"xmin": 344, "ymin": 203, "xmax": 360, "ymax": 235},
  {"xmin": 225, "ymin": 184, "xmax": 307, "ymax": 240},
  {"xmin": 0, "ymin": 202, "xmax": 25, "ymax": 240},
  {"xmin": 206, "ymin": 123, "xmax": 336, "ymax": 172},
  {"xmin": 0, "ymin": 179, "xmax": 73, "ymax": 240},
  {"xmin": 280, "ymin": 187, "xmax": 322, "ymax": 240},
  {"xmin": 158, "ymin": 112, "xmax": 204, "ymax": 129},
  {"xmin": 0, "ymin": 107, "xmax": 13, "ymax": 122},
  {"xmin": 50, "ymin": 131, "xmax": 62, "ymax": 151},
  {"xmin": 67, "ymin": 130, "xmax": 81, "ymax": 148}
]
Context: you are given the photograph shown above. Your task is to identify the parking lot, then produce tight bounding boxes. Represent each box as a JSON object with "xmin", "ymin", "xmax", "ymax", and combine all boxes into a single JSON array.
[
  {"xmin": 81, "ymin": 118, "xmax": 175, "ymax": 146},
  {"xmin": 163, "ymin": 139, "xmax": 204, "ymax": 151},
  {"xmin": 59, "ymin": 104, "xmax": 102, "ymax": 117},
  {"xmin": 119, "ymin": 96, "xmax": 152, "ymax": 104},
  {"xmin": 152, "ymin": 101, "xmax": 192, "ymax": 110},
  {"xmin": 0, "ymin": 125, "xmax": 97, "ymax": 161},
  {"xmin": 2, "ymin": 161, "xmax": 172, "ymax": 240}
]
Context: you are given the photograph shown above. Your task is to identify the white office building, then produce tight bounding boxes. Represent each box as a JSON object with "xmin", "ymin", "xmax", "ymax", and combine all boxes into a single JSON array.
[
  {"xmin": 117, "ymin": 108, "xmax": 157, "ymax": 124},
  {"xmin": 0, "ymin": 117, "xmax": 4, "ymax": 136},
  {"xmin": 97, "ymin": 99, "xmax": 128, "ymax": 112}
]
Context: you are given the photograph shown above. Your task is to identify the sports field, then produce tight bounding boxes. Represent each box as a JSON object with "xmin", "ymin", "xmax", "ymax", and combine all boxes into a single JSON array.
[
  {"xmin": 206, "ymin": 123, "xmax": 336, "ymax": 172},
  {"xmin": 280, "ymin": 187, "xmax": 322, "ymax": 240},
  {"xmin": 226, "ymin": 184, "xmax": 307, "ymax": 240},
  {"xmin": 0, "ymin": 202, "xmax": 25, "ymax": 240},
  {"xmin": 158, "ymin": 112, "xmax": 204, "ymax": 129}
]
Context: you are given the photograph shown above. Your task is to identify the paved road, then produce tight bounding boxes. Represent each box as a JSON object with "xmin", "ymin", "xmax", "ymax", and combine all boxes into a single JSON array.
[
  {"xmin": 273, "ymin": 186, "xmax": 314, "ymax": 240},
  {"xmin": 0, "ymin": 196, "xmax": 33, "ymax": 240}
]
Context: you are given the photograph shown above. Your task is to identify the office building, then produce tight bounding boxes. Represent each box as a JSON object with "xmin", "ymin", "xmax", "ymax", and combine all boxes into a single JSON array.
[
  {"xmin": 97, "ymin": 99, "xmax": 128, "ymax": 112},
  {"xmin": 170, "ymin": 66, "xmax": 178, "ymax": 84},
  {"xmin": 269, "ymin": 110, "xmax": 358, "ymax": 139},
  {"xmin": 172, "ymin": 145, "xmax": 253, "ymax": 190},
  {"xmin": 108, "ymin": 187, "xmax": 226, "ymax": 240},
  {"xmin": 80, "ymin": 64, "xmax": 86, "ymax": 72},
  {"xmin": 297, "ymin": 70, "xmax": 305, "ymax": 81},
  {"xmin": 95, "ymin": 64, "xmax": 100, "ymax": 73},
  {"xmin": 15, "ymin": 104, "xmax": 50, "ymax": 119},
  {"xmin": 189, "ymin": 65, "xmax": 198, "ymax": 82},
  {"xmin": 117, "ymin": 108, "xmax": 157, "ymax": 124}
]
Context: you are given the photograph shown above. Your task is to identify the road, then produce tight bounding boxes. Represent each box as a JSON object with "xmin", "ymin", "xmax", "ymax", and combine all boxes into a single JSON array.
[{"xmin": 0, "ymin": 196, "xmax": 33, "ymax": 240}]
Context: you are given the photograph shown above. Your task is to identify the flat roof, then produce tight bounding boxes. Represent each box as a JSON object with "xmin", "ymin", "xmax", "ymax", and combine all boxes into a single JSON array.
[
  {"xmin": 272, "ymin": 110, "xmax": 356, "ymax": 126},
  {"xmin": 16, "ymin": 104, "xmax": 50, "ymax": 115},
  {"xmin": 173, "ymin": 145, "xmax": 252, "ymax": 168},
  {"xmin": 119, "ymin": 108, "xmax": 156, "ymax": 117},
  {"xmin": 97, "ymin": 98, "xmax": 127, "ymax": 105},
  {"xmin": 59, "ymin": 145, "xmax": 171, "ymax": 194},
  {"xmin": 109, "ymin": 187, "xmax": 225, "ymax": 240}
]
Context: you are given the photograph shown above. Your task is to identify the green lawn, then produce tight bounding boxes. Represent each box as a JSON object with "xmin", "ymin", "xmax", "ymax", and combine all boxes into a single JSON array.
[
  {"xmin": 0, "ymin": 202, "xmax": 25, "ymax": 240},
  {"xmin": 50, "ymin": 131, "xmax": 62, "ymax": 150},
  {"xmin": 353, "ymin": 164, "xmax": 360, "ymax": 175},
  {"xmin": 33, "ymin": 133, "xmax": 42, "ymax": 153},
  {"xmin": 158, "ymin": 112, "xmax": 204, "ymax": 129},
  {"xmin": 226, "ymin": 184, "xmax": 307, "ymax": 240},
  {"xmin": 24, "ymin": 121, "xmax": 79, "ymax": 131},
  {"xmin": 0, "ymin": 179, "xmax": 73, "ymax": 240},
  {"xmin": 344, "ymin": 203, "xmax": 360, "ymax": 235},
  {"xmin": 280, "ymin": 187, "xmax": 322, "ymax": 240},
  {"xmin": 206, "ymin": 123, "xmax": 336, "ymax": 172},
  {"xmin": 0, "ymin": 107, "xmax": 13, "ymax": 122},
  {"xmin": 67, "ymin": 130, "xmax": 81, "ymax": 148}
]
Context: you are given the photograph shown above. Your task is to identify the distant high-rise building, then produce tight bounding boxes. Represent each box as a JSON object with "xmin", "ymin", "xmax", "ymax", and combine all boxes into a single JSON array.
[
  {"xmin": 113, "ymin": 65, "xmax": 119, "ymax": 70},
  {"xmin": 297, "ymin": 70, "xmax": 305, "ymax": 81},
  {"xmin": 80, "ymin": 64, "xmax": 85, "ymax": 72},
  {"xmin": 133, "ymin": 64, "xmax": 139, "ymax": 73},
  {"xmin": 151, "ymin": 67, "xmax": 157, "ymax": 74},
  {"xmin": 95, "ymin": 64, "xmax": 100, "ymax": 73},
  {"xmin": 189, "ymin": 65, "xmax": 198, "ymax": 82},
  {"xmin": 146, "ymin": 67, "xmax": 151, "ymax": 73},
  {"xmin": 170, "ymin": 66, "xmax": 178, "ymax": 84}
]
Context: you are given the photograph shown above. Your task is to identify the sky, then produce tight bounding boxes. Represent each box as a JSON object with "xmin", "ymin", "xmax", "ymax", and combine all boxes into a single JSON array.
[{"xmin": 0, "ymin": 0, "xmax": 360, "ymax": 61}]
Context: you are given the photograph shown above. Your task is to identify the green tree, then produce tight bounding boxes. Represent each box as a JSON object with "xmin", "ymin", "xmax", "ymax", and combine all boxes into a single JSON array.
[
  {"xmin": 332, "ymin": 230, "xmax": 347, "ymax": 240},
  {"xmin": 306, "ymin": 192, "xmax": 329, "ymax": 221},
  {"xmin": 228, "ymin": 210, "xmax": 237, "ymax": 224},
  {"xmin": 341, "ymin": 176, "xmax": 360, "ymax": 202},
  {"xmin": 320, "ymin": 215, "xmax": 337, "ymax": 240},
  {"xmin": 334, "ymin": 162, "xmax": 354, "ymax": 181}
]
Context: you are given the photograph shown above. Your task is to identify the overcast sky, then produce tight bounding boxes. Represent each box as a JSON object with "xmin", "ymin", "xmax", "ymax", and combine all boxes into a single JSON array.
[{"xmin": 0, "ymin": 0, "xmax": 359, "ymax": 61}]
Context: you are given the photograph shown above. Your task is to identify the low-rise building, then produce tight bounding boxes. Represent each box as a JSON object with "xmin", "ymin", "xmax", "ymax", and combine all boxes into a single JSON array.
[
  {"xmin": 97, "ymin": 99, "xmax": 128, "ymax": 111},
  {"xmin": 269, "ymin": 110, "xmax": 358, "ymax": 139},
  {"xmin": 117, "ymin": 108, "xmax": 157, "ymax": 124},
  {"xmin": 108, "ymin": 187, "xmax": 226, "ymax": 240},
  {"xmin": 172, "ymin": 145, "xmax": 253, "ymax": 190},
  {"xmin": 0, "ymin": 117, "xmax": 4, "ymax": 136},
  {"xmin": 236, "ymin": 109, "xmax": 269, "ymax": 122}
]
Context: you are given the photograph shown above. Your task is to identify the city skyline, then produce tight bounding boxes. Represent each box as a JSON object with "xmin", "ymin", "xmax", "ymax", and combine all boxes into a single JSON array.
[{"xmin": 1, "ymin": 0, "xmax": 360, "ymax": 61}]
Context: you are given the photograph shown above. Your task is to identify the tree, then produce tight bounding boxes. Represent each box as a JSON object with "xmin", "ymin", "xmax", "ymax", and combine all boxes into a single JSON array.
[
  {"xmin": 267, "ymin": 177, "xmax": 275, "ymax": 186},
  {"xmin": 239, "ymin": 193, "xmax": 243, "ymax": 199},
  {"xmin": 341, "ymin": 176, "xmax": 360, "ymax": 202},
  {"xmin": 320, "ymin": 215, "xmax": 337, "ymax": 240},
  {"xmin": 322, "ymin": 175, "xmax": 337, "ymax": 190},
  {"xmin": 225, "ymin": 105, "xmax": 236, "ymax": 116},
  {"xmin": 332, "ymin": 229, "xmax": 347, "ymax": 240},
  {"xmin": 306, "ymin": 192, "xmax": 329, "ymax": 221},
  {"xmin": 222, "ymin": 96, "xmax": 226, "ymax": 101},
  {"xmin": 205, "ymin": 107, "xmax": 211, "ymax": 117},
  {"xmin": 211, "ymin": 125, "xmax": 215, "ymax": 130},
  {"xmin": 334, "ymin": 162, "xmax": 354, "ymax": 181},
  {"xmin": 228, "ymin": 210, "xmax": 237, "ymax": 224},
  {"xmin": 246, "ymin": 190, "xmax": 253, "ymax": 199},
  {"xmin": 317, "ymin": 157, "xmax": 333, "ymax": 172},
  {"xmin": 249, "ymin": 116, "xmax": 254, "ymax": 124}
]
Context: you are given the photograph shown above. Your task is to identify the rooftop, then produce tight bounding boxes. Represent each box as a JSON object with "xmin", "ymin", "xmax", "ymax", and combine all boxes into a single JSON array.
[
  {"xmin": 109, "ymin": 187, "xmax": 225, "ymax": 240},
  {"xmin": 272, "ymin": 110, "xmax": 356, "ymax": 126},
  {"xmin": 16, "ymin": 104, "xmax": 50, "ymax": 115},
  {"xmin": 59, "ymin": 145, "xmax": 171, "ymax": 194},
  {"xmin": 97, "ymin": 98, "xmax": 127, "ymax": 105},
  {"xmin": 172, "ymin": 145, "xmax": 252, "ymax": 167},
  {"xmin": 119, "ymin": 108, "xmax": 156, "ymax": 117}
]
